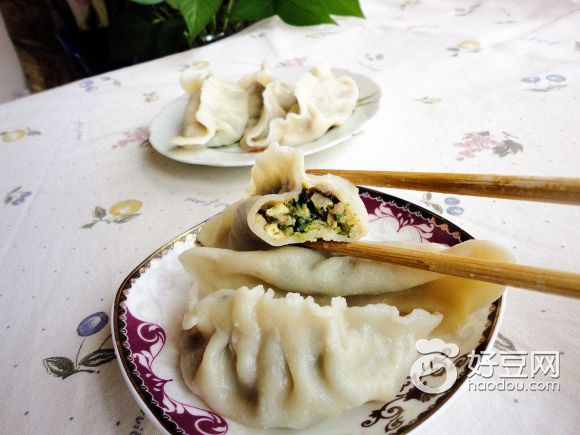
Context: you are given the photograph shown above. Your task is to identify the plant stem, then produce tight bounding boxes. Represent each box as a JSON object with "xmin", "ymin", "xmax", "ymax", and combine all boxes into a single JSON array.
[
  {"xmin": 97, "ymin": 334, "xmax": 112, "ymax": 350},
  {"xmin": 75, "ymin": 338, "xmax": 85, "ymax": 368},
  {"xmin": 222, "ymin": 0, "xmax": 234, "ymax": 33},
  {"xmin": 159, "ymin": 4, "xmax": 168, "ymax": 19}
]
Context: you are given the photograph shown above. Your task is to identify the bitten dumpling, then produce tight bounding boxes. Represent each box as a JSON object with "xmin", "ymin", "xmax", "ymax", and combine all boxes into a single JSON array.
[
  {"xmin": 240, "ymin": 64, "xmax": 358, "ymax": 150},
  {"xmin": 172, "ymin": 72, "xmax": 249, "ymax": 147},
  {"xmin": 180, "ymin": 286, "xmax": 441, "ymax": 429},
  {"xmin": 197, "ymin": 143, "xmax": 369, "ymax": 250}
]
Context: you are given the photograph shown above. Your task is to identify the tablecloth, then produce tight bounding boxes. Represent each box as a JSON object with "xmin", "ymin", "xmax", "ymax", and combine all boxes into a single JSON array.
[{"xmin": 1, "ymin": 0, "xmax": 579, "ymax": 433}]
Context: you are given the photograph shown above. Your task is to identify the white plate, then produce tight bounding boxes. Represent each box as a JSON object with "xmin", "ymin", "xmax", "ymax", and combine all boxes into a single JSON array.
[
  {"xmin": 112, "ymin": 189, "xmax": 504, "ymax": 435},
  {"xmin": 149, "ymin": 67, "xmax": 381, "ymax": 167}
]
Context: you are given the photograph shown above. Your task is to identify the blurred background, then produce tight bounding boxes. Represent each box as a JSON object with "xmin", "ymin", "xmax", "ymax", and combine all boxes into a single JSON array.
[{"xmin": 0, "ymin": 0, "xmax": 363, "ymax": 103}]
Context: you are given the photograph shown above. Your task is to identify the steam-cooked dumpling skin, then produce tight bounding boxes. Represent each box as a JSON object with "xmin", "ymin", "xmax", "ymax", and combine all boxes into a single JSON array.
[
  {"xmin": 238, "ymin": 64, "xmax": 273, "ymax": 127},
  {"xmin": 240, "ymin": 80, "xmax": 297, "ymax": 149},
  {"xmin": 172, "ymin": 72, "xmax": 249, "ymax": 147},
  {"xmin": 240, "ymin": 64, "xmax": 358, "ymax": 149},
  {"xmin": 180, "ymin": 239, "xmax": 514, "ymax": 333},
  {"xmin": 180, "ymin": 242, "xmax": 445, "ymax": 297},
  {"xmin": 346, "ymin": 239, "xmax": 514, "ymax": 333},
  {"xmin": 180, "ymin": 286, "xmax": 441, "ymax": 429},
  {"xmin": 197, "ymin": 143, "xmax": 369, "ymax": 250}
]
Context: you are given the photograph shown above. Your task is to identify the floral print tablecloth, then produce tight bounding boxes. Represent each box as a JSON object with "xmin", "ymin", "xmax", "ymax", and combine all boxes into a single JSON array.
[{"xmin": 1, "ymin": 1, "xmax": 579, "ymax": 434}]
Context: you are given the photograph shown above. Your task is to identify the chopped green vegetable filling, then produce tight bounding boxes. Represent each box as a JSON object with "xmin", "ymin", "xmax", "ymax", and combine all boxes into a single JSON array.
[{"xmin": 258, "ymin": 187, "xmax": 355, "ymax": 237}]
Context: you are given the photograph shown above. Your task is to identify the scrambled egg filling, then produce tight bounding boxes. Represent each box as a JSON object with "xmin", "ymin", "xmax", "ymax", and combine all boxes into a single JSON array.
[{"xmin": 258, "ymin": 188, "xmax": 356, "ymax": 238}]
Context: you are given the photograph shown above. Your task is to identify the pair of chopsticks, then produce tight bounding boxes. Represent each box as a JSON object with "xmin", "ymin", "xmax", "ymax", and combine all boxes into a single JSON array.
[
  {"xmin": 306, "ymin": 170, "xmax": 580, "ymax": 205},
  {"xmin": 304, "ymin": 170, "xmax": 580, "ymax": 298}
]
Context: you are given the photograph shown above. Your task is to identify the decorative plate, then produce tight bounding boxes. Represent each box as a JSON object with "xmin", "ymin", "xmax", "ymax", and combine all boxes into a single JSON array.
[
  {"xmin": 112, "ymin": 188, "xmax": 503, "ymax": 434},
  {"xmin": 149, "ymin": 67, "xmax": 381, "ymax": 167}
]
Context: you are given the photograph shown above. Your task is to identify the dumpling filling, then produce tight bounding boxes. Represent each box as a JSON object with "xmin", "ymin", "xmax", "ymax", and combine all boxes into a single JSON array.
[{"xmin": 258, "ymin": 187, "xmax": 357, "ymax": 239}]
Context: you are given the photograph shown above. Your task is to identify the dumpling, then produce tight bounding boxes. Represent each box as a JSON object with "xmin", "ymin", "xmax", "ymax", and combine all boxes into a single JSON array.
[
  {"xmin": 172, "ymin": 72, "xmax": 249, "ymax": 147},
  {"xmin": 180, "ymin": 285, "xmax": 441, "ymax": 429},
  {"xmin": 180, "ymin": 242, "xmax": 445, "ymax": 297},
  {"xmin": 197, "ymin": 143, "xmax": 369, "ymax": 250},
  {"xmin": 180, "ymin": 239, "xmax": 514, "ymax": 333},
  {"xmin": 240, "ymin": 64, "xmax": 358, "ymax": 149},
  {"xmin": 240, "ymin": 80, "xmax": 298, "ymax": 150},
  {"xmin": 237, "ymin": 63, "xmax": 273, "ymax": 129}
]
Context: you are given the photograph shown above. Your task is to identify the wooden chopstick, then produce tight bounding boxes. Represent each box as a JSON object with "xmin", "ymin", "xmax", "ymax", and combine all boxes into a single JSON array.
[
  {"xmin": 305, "ymin": 170, "xmax": 580, "ymax": 205},
  {"xmin": 304, "ymin": 241, "xmax": 580, "ymax": 298}
]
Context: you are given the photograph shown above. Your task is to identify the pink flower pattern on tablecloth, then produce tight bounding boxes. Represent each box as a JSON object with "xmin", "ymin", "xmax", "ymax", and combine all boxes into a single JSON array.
[
  {"xmin": 454, "ymin": 131, "xmax": 523, "ymax": 161},
  {"xmin": 112, "ymin": 127, "xmax": 150, "ymax": 149},
  {"xmin": 276, "ymin": 56, "xmax": 308, "ymax": 68}
]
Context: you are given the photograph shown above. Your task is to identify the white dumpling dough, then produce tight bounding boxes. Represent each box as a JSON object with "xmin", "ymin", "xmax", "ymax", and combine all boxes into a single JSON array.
[
  {"xmin": 180, "ymin": 285, "xmax": 441, "ymax": 429},
  {"xmin": 181, "ymin": 239, "xmax": 513, "ymax": 334},
  {"xmin": 240, "ymin": 64, "xmax": 358, "ymax": 149},
  {"xmin": 238, "ymin": 63, "xmax": 273, "ymax": 128},
  {"xmin": 180, "ymin": 242, "xmax": 445, "ymax": 297},
  {"xmin": 172, "ymin": 72, "xmax": 249, "ymax": 147},
  {"xmin": 240, "ymin": 80, "xmax": 298, "ymax": 149}
]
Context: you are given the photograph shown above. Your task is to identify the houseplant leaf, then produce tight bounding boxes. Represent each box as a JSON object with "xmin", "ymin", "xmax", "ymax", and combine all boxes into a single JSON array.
[
  {"xmin": 322, "ymin": 0, "xmax": 364, "ymax": 17},
  {"xmin": 176, "ymin": 0, "xmax": 224, "ymax": 43},
  {"xmin": 231, "ymin": 0, "xmax": 275, "ymax": 21},
  {"xmin": 276, "ymin": 0, "xmax": 336, "ymax": 26}
]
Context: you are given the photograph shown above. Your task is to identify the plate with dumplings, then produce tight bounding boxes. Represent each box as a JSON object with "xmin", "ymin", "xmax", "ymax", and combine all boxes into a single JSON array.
[
  {"xmin": 113, "ymin": 145, "xmax": 510, "ymax": 434},
  {"xmin": 149, "ymin": 65, "xmax": 381, "ymax": 166}
]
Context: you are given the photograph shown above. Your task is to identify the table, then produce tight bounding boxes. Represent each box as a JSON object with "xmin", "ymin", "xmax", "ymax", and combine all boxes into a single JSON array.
[{"xmin": 1, "ymin": 0, "xmax": 578, "ymax": 433}]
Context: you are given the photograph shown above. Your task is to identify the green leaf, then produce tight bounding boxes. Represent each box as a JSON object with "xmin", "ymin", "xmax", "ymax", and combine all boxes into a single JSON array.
[
  {"xmin": 166, "ymin": 0, "xmax": 179, "ymax": 8},
  {"xmin": 129, "ymin": 0, "xmax": 165, "ymax": 4},
  {"xmin": 322, "ymin": 0, "xmax": 364, "ymax": 17},
  {"xmin": 79, "ymin": 349, "xmax": 116, "ymax": 367},
  {"xmin": 43, "ymin": 357, "xmax": 76, "ymax": 378},
  {"xmin": 424, "ymin": 192, "xmax": 432, "ymax": 201},
  {"xmin": 176, "ymin": 0, "xmax": 223, "ymax": 43},
  {"xmin": 433, "ymin": 204, "xmax": 444, "ymax": 214},
  {"xmin": 93, "ymin": 206, "xmax": 106, "ymax": 219},
  {"xmin": 231, "ymin": 0, "xmax": 275, "ymax": 21},
  {"xmin": 81, "ymin": 222, "xmax": 97, "ymax": 229},
  {"xmin": 276, "ymin": 0, "xmax": 336, "ymax": 26},
  {"xmin": 112, "ymin": 214, "xmax": 140, "ymax": 224}
]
